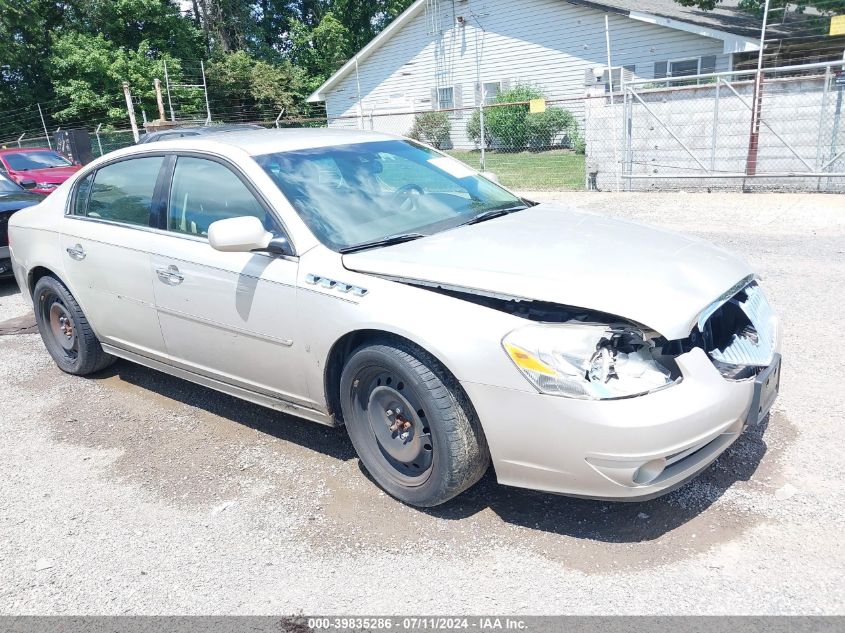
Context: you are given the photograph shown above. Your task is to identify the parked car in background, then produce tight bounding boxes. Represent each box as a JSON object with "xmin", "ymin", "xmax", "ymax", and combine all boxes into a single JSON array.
[
  {"xmin": 138, "ymin": 123, "xmax": 264, "ymax": 144},
  {"xmin": 0, "ymin": 148, "xmax": 81, "ymax": 195},
  {"xmin": 0, "ymin": 174, "xmax": 44, "ymax": 278},
  {"xmin": 8, "ymin": 129, "xmax": 780, "ymax": 507}
]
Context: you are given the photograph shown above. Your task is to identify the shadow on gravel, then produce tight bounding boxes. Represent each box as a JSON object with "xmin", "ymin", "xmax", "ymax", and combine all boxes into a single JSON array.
[
  {"xmin": 93, "ymin": 359, "xmax": 357, "ymax": 463},
  {"xmin": 94, "ymin": 358, "xmax": 771, "ymax": 543},
  {"xmin": 0, "ymin": 278, "xmax": 21, "ymax": 298},
  {"xmin": 420, "ymin": 416, "xmax": 771, "ymax": 542}
]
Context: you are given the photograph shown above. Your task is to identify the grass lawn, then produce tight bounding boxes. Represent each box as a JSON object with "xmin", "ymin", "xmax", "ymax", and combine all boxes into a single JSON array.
[{"xmin": 447, "ymin": 149, "xmax": 585, "ymax": 191}]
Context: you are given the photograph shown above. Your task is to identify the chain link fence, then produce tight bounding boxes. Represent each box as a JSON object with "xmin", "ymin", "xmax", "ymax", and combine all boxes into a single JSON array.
[{"xmin": 3, "ymin": 61, "xmax": 842, "ymax": 194}]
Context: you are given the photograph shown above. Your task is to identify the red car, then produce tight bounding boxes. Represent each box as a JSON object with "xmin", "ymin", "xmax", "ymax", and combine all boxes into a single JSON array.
[{"xmin": 0, "ymin": 148, "xmax": 82, "ymax": 195}]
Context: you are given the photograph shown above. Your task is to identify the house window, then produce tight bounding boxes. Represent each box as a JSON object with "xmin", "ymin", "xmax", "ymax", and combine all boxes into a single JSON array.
[
  {"xmin": 482, "ymin": 81, "xmax": 501, "ymax": 105},
  {"xmin": 438, "ymin": 87, "xmax": 454, "ymax": 110},
  {"xmin": 669, "ymin": 58, "xmax": 700, "ymax": 78}
]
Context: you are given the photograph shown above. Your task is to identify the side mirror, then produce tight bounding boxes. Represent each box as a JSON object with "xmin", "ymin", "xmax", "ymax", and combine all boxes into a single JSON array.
[
  {"xmin": 208, "ymin": 216, "xmax": 274, "ymax": 253},
  {"xmin": 480, "ymin": 171, "xmax": 500, "ymax": 184},
  {"xmin": 19, "ymin": 178, "xmax": 37, "ymax": 190}
]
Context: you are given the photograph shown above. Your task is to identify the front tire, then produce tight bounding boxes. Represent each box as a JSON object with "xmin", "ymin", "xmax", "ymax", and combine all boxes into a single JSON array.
[
  {"xmin": 33, "ymin": 275, "xmax": 115, "ymax": 376},
  {"xmin": 339, "ymin": 339, "xmax": 490, "ymax": 507}
]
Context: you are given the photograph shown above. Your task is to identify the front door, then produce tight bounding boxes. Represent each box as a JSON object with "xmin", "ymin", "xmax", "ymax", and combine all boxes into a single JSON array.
[{"xmin": 146, "ymin": 155, "xmax": 311, "ymax": 408}]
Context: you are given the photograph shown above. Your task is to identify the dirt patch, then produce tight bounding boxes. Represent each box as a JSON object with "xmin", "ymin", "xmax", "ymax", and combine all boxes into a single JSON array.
[{"xmin": 0, "ymin": 313, "xmax": 37, "ymax": 335}]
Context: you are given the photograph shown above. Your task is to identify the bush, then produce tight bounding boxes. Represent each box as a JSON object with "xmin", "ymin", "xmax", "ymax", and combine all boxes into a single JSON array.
[
  {"xmin": 483, "ymin": 84, "xmax": 577, "ymax": 151},
  {"xmin": 409, "ymin": 111, "xmax": 452, "ymax": 149},
  {"xmin": 467, "ymin": 109, "xmax": 491, "ymax": 149},
  {"xmin": 525, "ymin": 107, "xmax": 575, "ymax": 149}
]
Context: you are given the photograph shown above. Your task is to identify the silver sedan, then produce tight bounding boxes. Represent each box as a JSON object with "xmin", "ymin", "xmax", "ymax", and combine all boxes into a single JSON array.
[{"xmin": 8, "ymin": 129, "xmax": 781, "ymax": 507}]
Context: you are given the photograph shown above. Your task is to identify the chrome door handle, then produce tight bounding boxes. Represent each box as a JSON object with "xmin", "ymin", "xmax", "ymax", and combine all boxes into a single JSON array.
[
  {"xmin": 156, "ymin": 265, "xmax": 184, "ymax": 285},
  {"xmin": 66, "ymin": 244, "xmax": 85, "ymax": 261}
]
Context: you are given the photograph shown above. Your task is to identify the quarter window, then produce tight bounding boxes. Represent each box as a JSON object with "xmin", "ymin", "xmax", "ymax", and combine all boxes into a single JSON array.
[
  {"xmin": 73, "ymin": 173, "xmax": 94, "ymax": 216},
  {"xmin": 167, "ymin": 156, "xmax": 276, "ymax": 237},
  {"xmin": 87, "ymin": 157, "xmax": 164, "ymax": 226}
]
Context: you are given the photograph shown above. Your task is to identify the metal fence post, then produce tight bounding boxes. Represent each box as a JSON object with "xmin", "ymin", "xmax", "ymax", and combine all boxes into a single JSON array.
[
  {"xmin": 16, "ymin": 133, "xmax": 25, "ymax": 147},
  {"xmin": 710, "ymin": 79, "xmax": 721, "ymax": 172},
  {"xmin": 163, "ymin": 59, "xmax": 176, "ymax": 122},
  {"xmin": 201, "ymin": 59, "xmax": 212, "ymax": 125},
  {"xmin": 275, "ymin": 109, "xmax": 285, "ymax": 129},
  {"xmin": 815, "ymin": 65, "xmax": 831, "ymax": 190},
  {"xmin": 37, "ymin": 104, "xmax": 52, "ymax": 149},
  {"xmin": 95, "ymin": 123, "xmax": 104, "ymax": 156}
]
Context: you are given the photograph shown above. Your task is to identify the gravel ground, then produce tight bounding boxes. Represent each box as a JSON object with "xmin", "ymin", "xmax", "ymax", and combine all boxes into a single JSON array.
[{"xmin": 0, "ymin": 192, "xmax": 843, "ymax": 615}]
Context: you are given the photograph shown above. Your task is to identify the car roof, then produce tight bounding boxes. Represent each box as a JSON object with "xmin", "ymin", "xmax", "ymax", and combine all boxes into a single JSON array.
[{"xmin": 136, "ymin": 128, "xmax": 402, "ymax": 156}]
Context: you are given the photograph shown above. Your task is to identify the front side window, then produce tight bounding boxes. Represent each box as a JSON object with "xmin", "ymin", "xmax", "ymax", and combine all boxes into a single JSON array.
[
  {"xmin": 438, "ymin": 87, "xmax": 454, "ymax": 110},
  {"xmin": 86, "ymin": 156, "xmax": 164, "ymax": 226},
  {"xmin": 256, "ymin": 140, "xmax": 524, "ymax": 251},
  {"xmin": 3, "ymin": 150, "xmax": 72, "ymax": 171},
  {"xmin": 167, "ymin": 156, "xmax": 277, "ymax": 237}
]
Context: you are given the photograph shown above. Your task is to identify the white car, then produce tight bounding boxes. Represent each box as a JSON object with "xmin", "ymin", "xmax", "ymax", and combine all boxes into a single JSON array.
[{"xmin": 8, "ymin": 129, "xmax": 781, "ymax": 507}]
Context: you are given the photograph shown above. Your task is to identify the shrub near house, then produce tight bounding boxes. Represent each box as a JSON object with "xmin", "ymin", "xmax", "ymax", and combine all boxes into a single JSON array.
[{"xmin": 469, "ymin": 85, "xmax": 582, "ymax": 152}]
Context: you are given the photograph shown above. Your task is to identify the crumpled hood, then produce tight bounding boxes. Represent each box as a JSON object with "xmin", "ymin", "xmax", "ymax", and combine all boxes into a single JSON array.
[{"xmin": 342, "ymin": 204, "xmax": 753, "ymax": 340}]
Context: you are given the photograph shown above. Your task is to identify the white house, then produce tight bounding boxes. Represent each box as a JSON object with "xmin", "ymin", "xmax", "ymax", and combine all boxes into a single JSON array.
[{"xmin": 307, "ymin": 0, "xmax": 764, "ymax": 147}]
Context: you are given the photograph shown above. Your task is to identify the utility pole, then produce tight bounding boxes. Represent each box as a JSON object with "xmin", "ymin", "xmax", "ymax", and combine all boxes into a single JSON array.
[
  {"xmin": 744, "ymin": 0, "xmax": 771, "ymax": 180},
  {"xmin": 123, "ymin": 82, "xmax": 140, "ymax": 143},
  {"xmin": 154, "ymin": 78, "xmax": 167, "ymax": 121},
  {"xmin": 37, "ymin": 104, "xmax": 52, "ymax": 149},
  {"xmin": 163, "ymin": 60, "xmax": 176, "ymax": 121}
]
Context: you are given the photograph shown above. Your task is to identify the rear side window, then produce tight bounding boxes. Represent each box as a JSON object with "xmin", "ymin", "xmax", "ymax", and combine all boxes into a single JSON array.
[
  {"xmin": 86, "ymin": 157, "xmax": 164, "ymax": 226},
  {"xmin": 167, "ymin": 156, "xmax": 276, "ymax": 236}
]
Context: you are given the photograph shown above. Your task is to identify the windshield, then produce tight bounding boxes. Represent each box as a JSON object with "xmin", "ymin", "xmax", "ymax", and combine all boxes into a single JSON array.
[
  {"xmin": 4, "ymin": 150, "xmax": 72, "ymax": 171},
  {"xmin": 0, "ymin": 174, "xmax": 22, "ymax": 193},
  {"xmin": 255, "ymin": 140, "xmax": 524, "ymax": 251}
]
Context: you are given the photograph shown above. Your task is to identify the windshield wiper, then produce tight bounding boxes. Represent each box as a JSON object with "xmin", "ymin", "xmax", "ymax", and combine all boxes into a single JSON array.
[
  {"xmin": 339, "ymin": 233, "xmax": 426, "ymax": 254},
  {"xmin": 462, "ymin": 205, "xmax": 528, "ymax": 226}
]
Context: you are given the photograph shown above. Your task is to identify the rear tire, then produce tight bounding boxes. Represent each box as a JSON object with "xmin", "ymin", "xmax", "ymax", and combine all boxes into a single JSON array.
[
  {"xmin": 33, "ymin": 275, "xmax": 115, "ymax": 376},
  {"xmin": 339, "ymin": 339, "xmax": 490, "ymax": 507}
]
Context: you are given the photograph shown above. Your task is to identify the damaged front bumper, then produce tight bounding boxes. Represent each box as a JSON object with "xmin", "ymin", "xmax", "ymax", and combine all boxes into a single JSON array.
[{"xmin": 462, "ymin": 346, "xmax": 778, "ymax": 500}]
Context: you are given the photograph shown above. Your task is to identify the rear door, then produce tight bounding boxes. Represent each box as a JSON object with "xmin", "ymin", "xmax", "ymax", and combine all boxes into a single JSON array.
[
  {"xmin": 146, "ymin": 154, "xmax": 311, "ymax": 407},
  {"xmin": 60, "ymin": 155, "xmax": 168, "ymax": 357}
]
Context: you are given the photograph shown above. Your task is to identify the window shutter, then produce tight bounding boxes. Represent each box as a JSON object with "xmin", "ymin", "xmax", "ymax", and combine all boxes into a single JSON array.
[
  {"xmin": 501, "ymin": 78, "xmax": 511, "ymax": 92},
  {"xmin": 584, "ymin": 69, "xmax": 595, "ymax": 86},
  {"xmin": 623, "ymin": 64, "xmax": 636, "ymax": 82},
  {"xmin": 431, "ymin": 87, "xmax": 439, "ymax": 110},
  {"xmin": 475, "ymin": 82, "xmax": 482, "ymax": 104},
  {"xmin": 453, "ymin": 84, "xmax": 463, "ymax": 109},
  {"xmin": 653, "ymin": 61, "xmax": 667, "ymax": 79},
  {"xmin": 700, "ymin": 55, "xmax": 717, "ymax": 75}
]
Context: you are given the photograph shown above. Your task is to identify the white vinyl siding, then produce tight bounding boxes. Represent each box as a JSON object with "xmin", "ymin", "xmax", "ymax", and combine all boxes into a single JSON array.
[{"xmin": 323, "ymin": 0, "xmax": 731, "ymax": 145}]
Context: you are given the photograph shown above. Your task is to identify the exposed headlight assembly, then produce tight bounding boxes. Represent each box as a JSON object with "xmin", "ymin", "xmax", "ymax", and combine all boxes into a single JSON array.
[{"xmin": 503, "ymin": 324, "xmax": 678, "ymax": 400}]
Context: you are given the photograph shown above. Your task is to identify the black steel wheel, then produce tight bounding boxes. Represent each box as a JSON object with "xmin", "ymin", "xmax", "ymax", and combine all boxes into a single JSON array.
[
  {"xmin": 340, "ymin": 338, "xmax": 490, "ymax": 507},
  {"xmin": 33, "ymin": 275, "xmax": 114, "ymax": 376}
]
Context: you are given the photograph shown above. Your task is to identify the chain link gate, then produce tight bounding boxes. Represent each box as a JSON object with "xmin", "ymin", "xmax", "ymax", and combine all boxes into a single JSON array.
[{"xmin": 605, "ymin": 60, "xmax": 845, "ymax": 192}]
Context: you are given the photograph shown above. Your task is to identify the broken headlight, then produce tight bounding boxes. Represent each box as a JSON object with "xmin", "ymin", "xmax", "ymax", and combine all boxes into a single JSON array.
[{"xmin": 503, "ymin": 324, "xmax": 678, "ymax": 399}]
